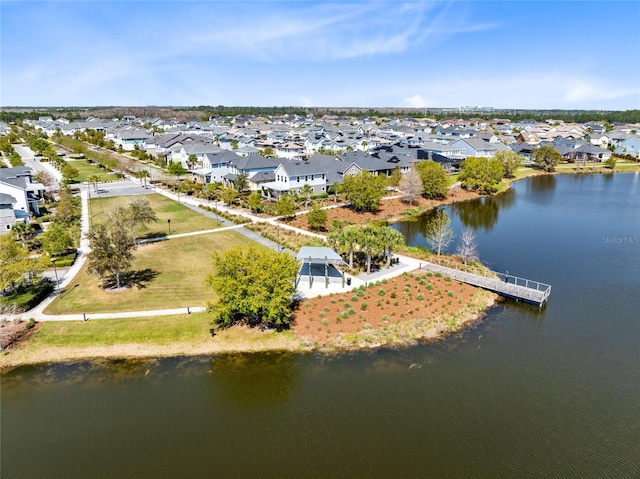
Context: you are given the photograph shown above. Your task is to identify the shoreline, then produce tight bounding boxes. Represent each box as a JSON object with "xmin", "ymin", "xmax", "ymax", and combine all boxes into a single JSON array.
[
  {"xmin": 0, "ymin": 290, "xmax": 498, "ymax": 371},
  {"xmin": 3, "ymin": 165, "xmax": 635, "ymax": 371}
]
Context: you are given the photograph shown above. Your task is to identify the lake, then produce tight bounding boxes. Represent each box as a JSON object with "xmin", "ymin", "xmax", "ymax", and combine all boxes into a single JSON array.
[{"xmin": 2, "ymin": 173, "xmax": 639, "ymax": 478}]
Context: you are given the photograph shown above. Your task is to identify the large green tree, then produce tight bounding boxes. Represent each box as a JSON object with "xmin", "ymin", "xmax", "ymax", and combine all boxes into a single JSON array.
[
  {"xmin": 306, "ymin": 203, "xmax": 328, "ymax": 230},
  {"xmin": 415, "ymin": 161, "xmax": 448, "ymax": 198},
  {"xmin": 61, "ymin": 164, "xmax": 79, "ymax": 181},
  {"xmin": 126, "ymin": 198, "xmax": 158, "ymax": 242},
  {"xmin": 167, "ymin": 161, "xmax": 188, "ymax": 178},
  {"xmin": 233, "ymin": 173, "xmax": 249, "ymax": 193},
  {"xmin": 86, "ymin": 208, "xmax": 136, "ymax": 289},
  {"xmin": 29, "ymin": 138, "xmax": 50, "ymax": 156},
  {"xmin": 41, "ymin": 222, "xmax": 74, "ymax": 257},
  {"xmin": 276, "ymin": 193, "xmax": 297, "ymax": 218},
  {"xmin": 207, "ymin": 245, "xmax": 299, "ymax": 327},
  {"xmin": 494, "ymin": 150, "xmax": 522, "ymax": 178},
  {"xmin": 533, "ymin": 145, "xmax": 561, "ymax": 172},
  {"xmin": 459, "ymin": 157, "xmax": 504, "ymax": 194},
  {"xmin": 341, "ymin": 170, "xmax": 387, "ymax": 212},
  {"xmin": 247, "ymin": 191, "xmax": 262, "ymax": 213},
  {"xmin": 0, "ymin": 234, "xmax": 45, "ymax": 291}
]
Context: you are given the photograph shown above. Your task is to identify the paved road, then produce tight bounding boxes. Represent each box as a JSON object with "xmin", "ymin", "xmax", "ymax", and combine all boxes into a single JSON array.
[{"xmin": 13, "ymin": 144, "xmax": 63, "ymax": 188}]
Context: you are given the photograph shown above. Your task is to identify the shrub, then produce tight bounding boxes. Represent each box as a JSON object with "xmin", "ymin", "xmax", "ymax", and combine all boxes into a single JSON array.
[
  {"xmin": 364, "ymin": 323, "xmax": 372, "ymax": 330},
  {"xmin": 343, "ymin": 302, "xmax": 351, "ymax": 309},
  {"xmin": 357, "ymin": 290, "xmax": 364, "ymax": 297},
  {"xmin": 445, "ymin": 276, "xmax": 451, "ymax": 282},
  {"xmin": 382, "ymin": 315, "xmax": 389, "ymax": 322},
  {"xmin": 426, "ymin": 284, "xmax": 433, "ymax": 291},
  {"xmin": 435, "ymin": 272, "xmax": 442, "ymax": 277},
  {"xmin": 378, "ymin": 289, "xmax": 386, "ymax": 296},
  {"xmin": 448, "ymin": 291, "xmax": 455, "ymax": 297},
  {"xmin": 321, "ymin": 319, "xmax": 329, "ymax": 326},
  {"xmin": 360, "ymin": 302, "xmax": 368, "ymax": 311},
  {"xmin": 347, "ymin": 308, "xmax": 356, "ymax": 316},
  {"xmin": 417, "ymin": 294, "xmax": 424, "ymax": 300},
  {"xmin": 390, "ymin": 291, "xmax": 397, "ymax": 299},
  {"xmin": 341, "ymin": 311, "xmax": 349, "ymax": 319},
  {"xmin": 351, "ymin": 296, "xmax": 359, "ymax": 302},
  {"xmin": 324, "ymin": 306, "xmax": 331, "ymax": 312}
]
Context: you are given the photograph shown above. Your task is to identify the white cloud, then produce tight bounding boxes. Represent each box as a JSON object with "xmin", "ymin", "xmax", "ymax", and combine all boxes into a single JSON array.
[
  {"xmin": 564, "ymin": 79, "xmax": 640, "ymax": 104},
  {"xmin": 404, "ymin": 94, "xmax": 430, "ymax": 108}
]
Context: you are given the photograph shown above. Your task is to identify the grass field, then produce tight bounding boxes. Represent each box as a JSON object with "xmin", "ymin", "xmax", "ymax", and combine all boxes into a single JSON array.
[
  {"xmin": 90, "ymin": 193, "xmax": 221, "ymax": 236},
  {"xmin": 0, "ymin": 313, "xmax": 300, "ymax": 368},
  {"xmin": 66, "ymin": 159, "xmax": 116, "ymax": 183},
  {"xmin": 45, "ymin": 230, "xmax": 254, "ymax": 314},
  {"xmin": 35, "ymin": 312, "xmax": 213, "ymax": 346}
]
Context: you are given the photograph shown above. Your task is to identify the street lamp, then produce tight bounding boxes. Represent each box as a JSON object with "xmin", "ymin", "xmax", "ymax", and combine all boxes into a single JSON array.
[
  {"xmin": 51, "ymin": 257, "xmax": 59, "ymax": 292},
  {"xmin": 167, "ymin": 218, "xmax": 171, "ymax": 235}
]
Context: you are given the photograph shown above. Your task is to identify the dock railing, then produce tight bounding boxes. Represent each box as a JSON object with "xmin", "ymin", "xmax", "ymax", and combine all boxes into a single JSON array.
[{"xmin": 424, "ymin": 257, "xmax": 552, "ymax": 306}]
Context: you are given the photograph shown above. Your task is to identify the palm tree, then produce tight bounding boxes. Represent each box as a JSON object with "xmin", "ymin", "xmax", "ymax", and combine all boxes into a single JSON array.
[
  {"xmin": 300, "ymin": 184, "xmax": 313, "ymax": 208},
  {"xmin": 378, "ymin": 226, "xmax": 405, "ymax": 268},
  {"xmin": 186, "ymin": 154, "xmax": 199, "ymax": 170},
  {"xmin": 135, "ymin": 170, "xmax": 150, "ymax": 187},
  {"xmin": 12, "ymin": 221, "xmax": 34, "ymax": 247},
  {"xmin": 329, "ymin": 224, "xmax": 360, "ymax": 270},
  {"xmin": 88, "ymin": 174, "xmax": 100, "ymax": 193},
  {"xmin": 357, "ymin": 225, "xmax": 385, "ymax": 274}
]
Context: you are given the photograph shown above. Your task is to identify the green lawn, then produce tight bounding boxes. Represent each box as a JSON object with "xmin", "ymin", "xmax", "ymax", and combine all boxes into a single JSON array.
[
  {"xmin": 33, "ymin": 312, "xmax": 213, "ymax": 346},
  {"xmin": 90, "ymin": 193, "xmax": 221, "ymax": 236},
  {"xmin": 45, "ymin": 230, "xmax": 254, "ymax": 314},
  {"xmin": 67, "ymin": 159, "xmax": 116, "ymax": 183}
]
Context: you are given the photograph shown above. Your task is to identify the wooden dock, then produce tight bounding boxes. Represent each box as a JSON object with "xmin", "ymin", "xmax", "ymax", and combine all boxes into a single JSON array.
[{"xmin": 421, "ymin": 258, "xmax": 551, "ymax": 307}]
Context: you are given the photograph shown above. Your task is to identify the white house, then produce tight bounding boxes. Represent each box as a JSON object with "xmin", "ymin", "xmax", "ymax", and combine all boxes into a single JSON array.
[
  {"xmin": 0, "ymin": 167, "xmax": 45, "ymax": 218},
  {"xmin": 261, "ymin": 161, "xmax": 328, "ymax": 199}
]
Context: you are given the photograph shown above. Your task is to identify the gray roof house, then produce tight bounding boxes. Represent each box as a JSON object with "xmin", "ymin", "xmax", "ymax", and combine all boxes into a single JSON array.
[{"xmin": 0, "ymin": 167, "xmax": 45, "ymax": 217}]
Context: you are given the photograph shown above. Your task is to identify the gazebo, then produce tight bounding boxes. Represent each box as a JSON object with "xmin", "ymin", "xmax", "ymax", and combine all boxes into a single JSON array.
[{"xmin": 296, "ymin": 246, "xmax": 348, "ymax": 289}]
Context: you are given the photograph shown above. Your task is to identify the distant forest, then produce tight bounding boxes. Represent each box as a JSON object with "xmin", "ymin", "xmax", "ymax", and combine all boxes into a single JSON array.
[{"xmin": 2, "ymin": 106, "xmax": 639, "ymax": 124}]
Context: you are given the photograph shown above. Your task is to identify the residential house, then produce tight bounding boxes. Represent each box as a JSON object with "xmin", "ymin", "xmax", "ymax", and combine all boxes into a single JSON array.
[
  {"xmin": 0, "ymin": 167, "xmax": 45, "ymax": 217},
  {"xmin": 449, "ymin": 137, "xmax": 509, "ymax": 158},
  {"xmin": 0, "ymin": 193, "xmax": 19, "ymax": 232},
  {"xmin": 223, "ymin": 154, "xmax": 279, "ymax": 191},
  {"xmin": 261, "ymin": 160, "xmax": 328, "ymax": 200},
  {"xmin": 275, "ymin": 142, "xmax": 306, "ymax": 160},
  {"xmin": 614, "ymin": 136, "xmax": 640, "ymax": 158},
  {"xmin": 172, "ymin": 142, "xmax": 223, "ymax": 169},
  {"xmin": 113, "ymin": 127, "xmax": 152, "ymax": 151}
]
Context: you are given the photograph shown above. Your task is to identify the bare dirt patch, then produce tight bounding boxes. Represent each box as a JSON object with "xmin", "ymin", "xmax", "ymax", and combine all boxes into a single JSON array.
[
  {"xmin": 292, "ymin": 269, "xmax": 496, "ymax": 348},
  {"xmin": 285, "ymin": 191, "xmax": 482, "ymax": 231},
  {"xmin": 1, "ymin": 320, "xmax": 40, "ymax": 350}
]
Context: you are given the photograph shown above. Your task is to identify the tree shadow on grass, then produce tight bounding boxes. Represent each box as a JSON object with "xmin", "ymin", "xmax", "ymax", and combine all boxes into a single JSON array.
[{"xmin": 120, "ymin": 268, "xmax": 159, "ymax": 290}]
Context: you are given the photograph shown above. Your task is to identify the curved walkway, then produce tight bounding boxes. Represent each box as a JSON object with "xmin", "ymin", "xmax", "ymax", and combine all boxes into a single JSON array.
[{"xmin": 4, "ymin": 178, "xmax": 423, "ymax": 322}]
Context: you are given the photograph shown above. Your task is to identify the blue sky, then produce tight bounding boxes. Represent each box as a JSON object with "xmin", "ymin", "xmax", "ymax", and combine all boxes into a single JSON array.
[{"xmin": 2, "ymin": 1, "xmax": 639, "ymax": 110}]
